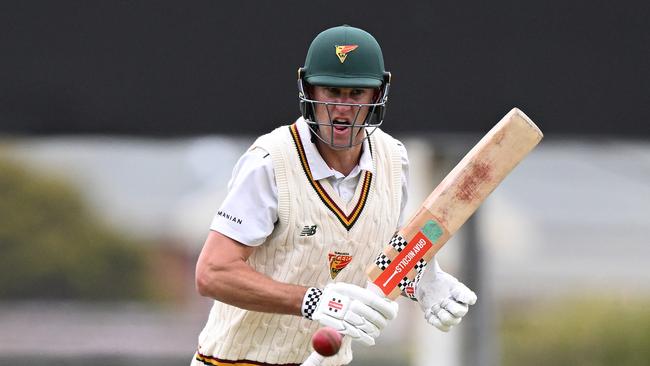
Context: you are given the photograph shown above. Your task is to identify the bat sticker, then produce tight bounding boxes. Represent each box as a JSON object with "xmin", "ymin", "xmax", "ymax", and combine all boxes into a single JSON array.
[
  {"xmin": 420, "ymin": 220, "xmax": 444, "ymax": 243},
  {"xmin": 373, "ymin": 220, "xmax": 445, "ymax": 296}
]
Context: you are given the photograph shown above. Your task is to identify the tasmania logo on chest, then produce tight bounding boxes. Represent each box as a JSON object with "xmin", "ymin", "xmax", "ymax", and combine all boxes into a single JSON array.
[{"xmin": 327, "ymin": 251, "xmax": 353, "ymax": 280}]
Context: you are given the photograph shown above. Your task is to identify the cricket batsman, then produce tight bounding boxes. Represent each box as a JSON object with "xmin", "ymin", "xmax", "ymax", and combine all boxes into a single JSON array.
[{"xmin": 193, "ymin": 25, "xmax": 477, "ymax": 366}]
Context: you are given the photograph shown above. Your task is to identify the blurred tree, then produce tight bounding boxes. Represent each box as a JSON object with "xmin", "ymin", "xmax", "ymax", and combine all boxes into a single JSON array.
[
  {"xmin": 501, "ymin": 298, "xmax": 650, "ymax": 366},
  {"xmin": 0, "ymin": 157, "xmax": 156, "ymax": 301}
]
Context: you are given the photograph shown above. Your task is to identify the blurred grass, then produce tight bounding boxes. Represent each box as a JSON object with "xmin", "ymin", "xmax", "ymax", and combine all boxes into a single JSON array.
[
  {"xmin": 501, "ymin": 297, "xmax": 650, "ymax": 366},
  {"xmin": 0, "ymin": 157, "xmax": 160, "ymax": 301}
]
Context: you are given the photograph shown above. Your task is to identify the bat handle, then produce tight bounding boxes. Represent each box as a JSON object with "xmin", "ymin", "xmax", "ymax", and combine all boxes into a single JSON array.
[
  {"xmin": 365, "ymin": 280, "xmax": 386, "ymax": 298},
  {"xmin": 301, "ymin": 351, "xmax": 325, "ymax": 366}
]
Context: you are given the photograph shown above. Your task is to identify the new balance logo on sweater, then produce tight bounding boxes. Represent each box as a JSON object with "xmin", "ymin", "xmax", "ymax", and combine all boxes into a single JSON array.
[{"xmin": 300, "ymin": 225, "xmax": 317, "ymax": 236}]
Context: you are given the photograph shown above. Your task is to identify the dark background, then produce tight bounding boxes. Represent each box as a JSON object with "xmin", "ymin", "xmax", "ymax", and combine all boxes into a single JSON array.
[{"xmin": 0, "ymin": 0, "xmax": 648, "ymax": 137}]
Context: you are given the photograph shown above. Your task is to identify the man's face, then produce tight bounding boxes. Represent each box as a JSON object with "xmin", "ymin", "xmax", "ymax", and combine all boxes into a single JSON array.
[{"xmin": 311, "ymin": 86, "xmax": 378, "ymax": 149}]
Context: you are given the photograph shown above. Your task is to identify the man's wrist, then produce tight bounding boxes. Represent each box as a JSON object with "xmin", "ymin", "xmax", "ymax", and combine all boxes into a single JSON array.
[{"xmin": 301, "ymin": 287, "xmax": 322, "ymax": 319}]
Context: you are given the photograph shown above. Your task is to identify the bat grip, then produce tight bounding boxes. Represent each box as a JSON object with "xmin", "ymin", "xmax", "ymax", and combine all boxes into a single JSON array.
[{"xmin": 365, "ymin": 280, "xmax": 386, "ymax": 298}]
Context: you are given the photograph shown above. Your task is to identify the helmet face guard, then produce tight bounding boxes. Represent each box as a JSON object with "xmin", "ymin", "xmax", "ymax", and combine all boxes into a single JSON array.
[
  {"xmin": 298, "ymin": 70, "xmax": 391, "ymax": 149},
  {"xmin": 297, "ymin": 25, "xmax": 391, "ymax": 150}
]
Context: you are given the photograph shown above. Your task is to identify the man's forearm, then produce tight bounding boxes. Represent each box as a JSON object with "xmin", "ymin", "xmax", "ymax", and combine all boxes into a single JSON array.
[{"xmin": 196, "ymin": 253, "xmax": 306, "ymax": 316}]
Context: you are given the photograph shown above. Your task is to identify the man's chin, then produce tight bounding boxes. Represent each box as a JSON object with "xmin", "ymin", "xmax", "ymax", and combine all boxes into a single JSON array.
[{"xmin": 314, "ymin": 127, "xmax": 365, "ymax": 149}]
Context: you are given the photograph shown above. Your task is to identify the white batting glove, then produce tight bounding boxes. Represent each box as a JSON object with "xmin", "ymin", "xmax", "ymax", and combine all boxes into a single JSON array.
[
  {"xmin": 414, "ymin": 263, "xmax": 477, "ymax": 332},
  {"xmin": 301, "ymin": 282, "xmax": 398, "ymax": 346}
]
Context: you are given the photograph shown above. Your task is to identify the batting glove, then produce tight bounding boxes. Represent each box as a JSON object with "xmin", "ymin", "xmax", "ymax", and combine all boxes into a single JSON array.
[
  {"xmin": 301, "ymin": 282, "xmax": 398, "ymax": 346},
  {"xmin": 413, "ymin": 262, "xmax": 477, "ymax": 332}
]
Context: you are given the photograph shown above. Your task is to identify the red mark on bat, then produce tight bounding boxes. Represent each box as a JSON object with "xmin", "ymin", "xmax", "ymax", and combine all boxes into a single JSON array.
[
  {"xmin": 455, "ymin": 162, "xmax": 492, "ymax": 202},
  {"xmin": 494, "ymin": 130, "xmax": 506, "ymax": 146}
]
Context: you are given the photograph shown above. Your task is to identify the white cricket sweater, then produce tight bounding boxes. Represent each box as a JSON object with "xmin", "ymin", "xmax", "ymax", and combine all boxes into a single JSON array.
[{"xmin": 195, "ymin": 123, "xmax": 403, "ymax": 366}]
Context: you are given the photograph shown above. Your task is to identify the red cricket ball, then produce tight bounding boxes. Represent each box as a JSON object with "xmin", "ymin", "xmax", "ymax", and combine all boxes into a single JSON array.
[{"xmin": 311, "ymin": 327, "xmax": 342, "ymax": 357}]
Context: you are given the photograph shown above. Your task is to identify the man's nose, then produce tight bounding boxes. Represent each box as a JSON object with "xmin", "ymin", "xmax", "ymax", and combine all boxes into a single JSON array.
[
  {"xmin": 332, "ymin": 97, "xmax": 354, "ymax": 111},
  {"xmin": 333, "ymin": 102, "xmax": 353, "ymax": 112}
]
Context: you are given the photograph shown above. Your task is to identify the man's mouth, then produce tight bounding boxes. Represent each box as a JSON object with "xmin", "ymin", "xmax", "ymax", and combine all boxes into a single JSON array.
[{"xmin": 333, "ymin": 119, "xmax": 350, "ymax": 132}]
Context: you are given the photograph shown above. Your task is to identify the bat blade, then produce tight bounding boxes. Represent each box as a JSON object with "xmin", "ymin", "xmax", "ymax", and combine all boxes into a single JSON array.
[
  {"xmin": 367, "ymin": 107, "xmax": 543, "ymax": 299},
  {"xmin": 305, "ymin": 108, "xmax": 543, "ymax": 365}
]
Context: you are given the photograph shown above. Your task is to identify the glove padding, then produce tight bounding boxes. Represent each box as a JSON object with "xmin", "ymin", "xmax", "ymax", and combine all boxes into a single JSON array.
[
  {"xmin": 311, "ymin": 282, "xmax": 398, "ymax": 346},
  {"xmin": 415, "ymin": 265, "xmax": 477, "ymax": 332}
]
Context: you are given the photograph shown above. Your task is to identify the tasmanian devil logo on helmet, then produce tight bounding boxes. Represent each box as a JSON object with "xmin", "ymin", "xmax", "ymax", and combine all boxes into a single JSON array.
[{"xmin": 335, "ymin": 45, "xmax": 358, "ymax": 63}]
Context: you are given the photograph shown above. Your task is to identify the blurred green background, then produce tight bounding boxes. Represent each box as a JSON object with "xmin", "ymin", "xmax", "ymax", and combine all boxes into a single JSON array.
[
  {"xmin": 501, "ymin": 298, "xmax": 650, "ymax": 366},
  {"xmin": 0, "ymin": 157, "xmax": 154, "ymax": 301},
  {"xmin": 1, "ymin": 136, "xmax": 648, "ymax": 366}
]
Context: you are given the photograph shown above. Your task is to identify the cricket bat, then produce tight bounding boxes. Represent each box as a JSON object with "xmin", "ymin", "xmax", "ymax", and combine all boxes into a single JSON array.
[{"xmin": 302, "ymin": 107, "xmax": 543, "ymax": 365}]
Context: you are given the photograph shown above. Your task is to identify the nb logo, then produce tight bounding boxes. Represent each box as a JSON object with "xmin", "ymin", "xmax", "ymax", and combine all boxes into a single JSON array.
[{"xmin": 300, "ymin": 225, "xmax": 317, "ymax": 236}]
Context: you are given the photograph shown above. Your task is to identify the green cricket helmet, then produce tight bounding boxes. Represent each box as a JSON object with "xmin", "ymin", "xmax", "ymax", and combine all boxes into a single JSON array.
[{"xmin": 298, "ymin": 25, "xmax": 391, "ymax": 149}]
